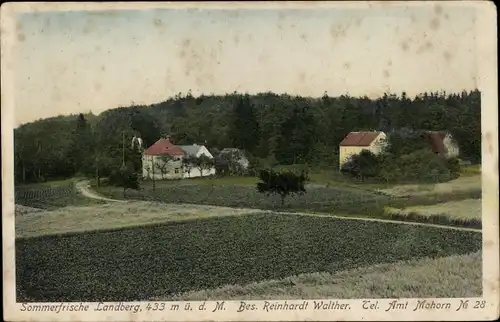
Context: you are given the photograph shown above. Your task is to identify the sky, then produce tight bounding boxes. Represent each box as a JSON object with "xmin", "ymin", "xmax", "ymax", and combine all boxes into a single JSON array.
[{"xmin": 12, "ymin": 3, "xmax": 478, "ymax": 126}]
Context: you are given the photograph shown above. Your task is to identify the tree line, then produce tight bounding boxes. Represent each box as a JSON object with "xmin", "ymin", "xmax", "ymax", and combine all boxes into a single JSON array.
[{"xmin": 13, "ymin": 89, "xmax": 481, "ymax": 184}]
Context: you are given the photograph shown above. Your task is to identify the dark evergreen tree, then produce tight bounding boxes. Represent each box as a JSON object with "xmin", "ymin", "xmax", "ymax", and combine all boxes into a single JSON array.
[
  {"xmin": 13, "ymin": 89, "xmax": 482, "ymax": 183},
  {"xmin": 229, "ymin": 94, "xmax": 260, "ymax": 155},
  {"xmin": 256, "ymin": 169, "xmax": 308, "ymax": 206}
]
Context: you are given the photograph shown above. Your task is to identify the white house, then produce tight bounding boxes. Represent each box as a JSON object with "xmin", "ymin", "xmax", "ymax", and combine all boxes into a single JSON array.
[
  {"xmin": 142, "ymin": 138, "xmax": 185, "ymax": 180},
  {"xmin": 339, "ymin": 131, "xmax": 388, "ymax": 169},
  {"xmin": 178, "ymin": 144, "xmax": 216, "ymax": 178}
]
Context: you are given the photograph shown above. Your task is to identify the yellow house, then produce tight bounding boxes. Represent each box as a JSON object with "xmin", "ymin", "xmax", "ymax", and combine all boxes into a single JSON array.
[{"xmin": 339, "ymin": 131, "xmax": 387, "ymax": 169}]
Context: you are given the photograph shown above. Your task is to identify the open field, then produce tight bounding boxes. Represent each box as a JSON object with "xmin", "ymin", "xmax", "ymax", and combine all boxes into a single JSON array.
[
  {"xmin": 94, "ymin": 174, "xmax": 482, "ymax": 228},
  {"xmin": 15, "ymin": 178, "xmax": 75, "ymax": 189},
  {"xmin": 386, "ymin": 199, "xmax": 481, "ymax": 220},
  {"xmin": 15, "ymin": 181, "xmax": 106, "ymax": 210},
  {"xmin": 460, "ymin": 164, "xmax": 481, "ymax": 177},
  {"xmin": 143, "ymin": 176, "xmax": 260, "ymax": 186},
  {"xmin": 16, "ymin": 212, "xmax": 482, "ymax": 302},
  {"xmin": 377, "ymin": 175, "xmax": 481, "ymax": 197},
  {"xmin": 16, "ymin": 201, "xmax": 266, "ymax": 238},
  {"xmin": 96, "ymin": 182, "xmax": 391, "ymax": 212},
  {"xmin": 15, "ymin": 174, "xmax": 483, "ymax": 301},
  {"xmin": 166, "ymin": 251, "xmax": 482, "ymax": 300}
]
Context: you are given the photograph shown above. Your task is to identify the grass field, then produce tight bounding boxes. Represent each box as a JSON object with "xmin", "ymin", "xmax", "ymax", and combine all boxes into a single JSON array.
[
  {"xmin": 386, "ymin": 199, "xmax": 481, "ymax": 220},
  {"xmin": 14, "ymin": 172, "xmax": 483, "ymax": 302},
  {"xmin": 16, "ymin": 212, "xmax": 482, "ymax": 302},
  {"xmin": 96, "ymin": 182, "xmax": 391, "ymax": 212},
  {"xmin": 167, "ymin": 251, "xmax": 482, "ymax": 300},
  {"xmin": 377, "ymin": 175, "xmax": 481, "ymax": 197},
  {"xmin": 15, "ymin": 178, "xmax": 75, "ymax": 189},
  {"xmin": 15, "ymin": 181, "xmax": 105, "ymax": 211},
  {"xmin": 94, "ymin": 174, "xmax": 482, "ymax": 228},
  {"xmin": 16, "ymin": 201, "xmax": 266, "ymax": 238},
  {"xmin": 460, "ymin": 164, "xmax": 481, "ymax": 177}
]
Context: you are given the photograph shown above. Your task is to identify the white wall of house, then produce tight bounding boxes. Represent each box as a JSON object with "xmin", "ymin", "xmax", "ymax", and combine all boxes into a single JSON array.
[
  {"xmin": 142, "ymin": 145, "xmax": 217, "ymax": 180},
  {"xmin": 443, "ymin": 134, "xmax": 460, "ymax": 158},
  {"xmin": 339, "ymin": 132, "xmax": 387, "ymax": 168},
  {"xmin": 368, "ymin": 132, "xmax": 388, "ymax": 155},
  {"xmin": 183, "ymin": 166, "xmax": 216, "ymax": 178},
  {"xmin": 142, "ymin": 155, "xmax": 183, "ymax": 180},
  {"xmin": 183, "ymin": 145, "xmax": 216, "ymax": 178}
]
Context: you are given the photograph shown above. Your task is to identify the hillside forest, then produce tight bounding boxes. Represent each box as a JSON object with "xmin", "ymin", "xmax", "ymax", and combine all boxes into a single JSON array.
[{"xmin": 14, "ymin": 90, "xmax": 481, "ymax": 184}]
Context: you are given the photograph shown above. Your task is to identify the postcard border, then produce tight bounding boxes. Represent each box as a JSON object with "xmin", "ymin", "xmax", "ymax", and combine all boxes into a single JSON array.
[{"xmin": 2, "ymin": 1, "xmax": 498, "ymax": 321}]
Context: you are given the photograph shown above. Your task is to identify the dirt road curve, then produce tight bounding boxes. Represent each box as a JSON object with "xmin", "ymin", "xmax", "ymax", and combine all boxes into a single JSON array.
[
  {"xmin": 75, "ymin": 181, "xmax": 126, "ymax": 202},
  {"xmin": 74, "ymin": 180, "xmax": 481, "ymax": 233}
]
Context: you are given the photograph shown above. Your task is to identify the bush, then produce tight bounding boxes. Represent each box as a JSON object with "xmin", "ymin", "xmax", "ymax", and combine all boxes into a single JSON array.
[
  {"xmin": 108, "ymin": 167, "xmax": 140, "ymax": 196},
  {"xmin": 341, "ymin": 149, "xmax": 462, "ymax": 184},
  {"xmin": 256, "ymin": 169, "xmax": 308, "ymax": 206},
  {"xmin": 446, "ymin": 157, "xmax": 461, "ymax": 175},
  {"xmin": 341, "ymin": 150, "xmax": 379, "ymax": 181}
]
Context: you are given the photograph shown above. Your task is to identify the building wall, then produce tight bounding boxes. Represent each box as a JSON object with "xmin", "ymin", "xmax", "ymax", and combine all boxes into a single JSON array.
[
  {"xmin": 183, "ymin": 167, "xmax": 216, "ymax": 178},
  {"xmin": 142, "ymin": 155, "xmax": 183, "ymax": 180},
  {"xmin": 142, "ymin": 147, "xmax": 217, "ymax": 180},
  {"xmin": 339, "ymin": 146, "xmax": 367, "ymax": 168},
  {"xmin": 368, "ymin": 132, "xmax": 388, "ymax": 154},
  {"xmin": 187, "ymin": 146, "xmax": 216, "ymax": 178},
  {"xmin": 443, "ymin": 134, "xmax": 460, "ymax": 158},
  {"xmin": 195, "ymin": 146, "xmax": 213, "ymax": 158}
]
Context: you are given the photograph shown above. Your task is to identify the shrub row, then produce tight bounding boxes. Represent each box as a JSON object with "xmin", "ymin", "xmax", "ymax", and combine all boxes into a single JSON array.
[{"xmin": 342, "ymin": 149, "xmax": 462, "ymax": 184}]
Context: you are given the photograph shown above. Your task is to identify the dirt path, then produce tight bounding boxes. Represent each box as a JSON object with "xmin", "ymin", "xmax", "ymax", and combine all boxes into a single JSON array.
[
  {"xmin": 75, "ymin": 180, "xmax": 126, "ymax": 203},
  {"xmin": 75, "ymin": 180, "xmax": 481, "ymax": 233}
]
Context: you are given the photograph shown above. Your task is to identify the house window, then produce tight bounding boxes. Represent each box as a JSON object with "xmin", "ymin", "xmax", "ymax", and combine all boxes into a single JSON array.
[{"xmin": 175, "ymin": 168, "xmax": 179, "ymax": 174}]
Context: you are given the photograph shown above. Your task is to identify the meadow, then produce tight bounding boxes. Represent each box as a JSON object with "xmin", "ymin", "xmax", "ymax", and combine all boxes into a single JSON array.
[
  {"xmin": 16, "ymin": 212, "xmax": 482, "ymax": 302},
  {"xmin": 168, "ymin": 252, "xmax": 482, "ymax": 300},
  {"xmin": 15, "ymin": 180, "xmax": 105, "ymax": 210},
  {"xmin": 385, "ymin": 199, "xmax": 481, "ymax": 221},
  {"xmin": 376, "ymin": 175, "xmax": 481, "ymax": 197},
  {"xmin": 14, "ymin": 170, "xmax": 483, "ymax": 302},
  {"xmin": 94, "ymin": 173, "xmax": 482, "ymax": 228},
  {"xmin": 15, "ymin": 201, "xmax": 266, "ymax": 238}
]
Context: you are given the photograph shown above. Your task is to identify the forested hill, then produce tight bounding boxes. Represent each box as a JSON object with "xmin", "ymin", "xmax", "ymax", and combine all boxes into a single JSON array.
[{"xmin": 14, "ymin": 90, "xmax": 481, "ymax": 183}]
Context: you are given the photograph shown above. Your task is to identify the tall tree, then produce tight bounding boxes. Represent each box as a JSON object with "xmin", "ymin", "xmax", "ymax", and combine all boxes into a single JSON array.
[
  {"xmin": 256, "ymin": 169, "xmax": 308, "ymax": 206},
  {"xmin": 68, "ymin": 113, "xmax": 94, "ymax": 175},
  {"xmin": 229, "ymin": 94, "xmax": 260, "ymax": 155},
  {"xmin": 13, "ymin": 89, "xmax": 482, "ymax": 184}
]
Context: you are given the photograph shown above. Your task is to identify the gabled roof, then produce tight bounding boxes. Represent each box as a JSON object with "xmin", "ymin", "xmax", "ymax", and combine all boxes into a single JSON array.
[
  {"xmin": 143, "ymin": 139, "xmax": 185, "ymax": 156},
  {"xmin": 422, "ymin": 131, "xmax": 449, "ymax": 154},
  {"xmin": 339, "ymin": 131, "xmax": 382, "ymax": 147},
  {"xmin": 178, "ymin": 145, "xmax": 202, "ymax": 157}
]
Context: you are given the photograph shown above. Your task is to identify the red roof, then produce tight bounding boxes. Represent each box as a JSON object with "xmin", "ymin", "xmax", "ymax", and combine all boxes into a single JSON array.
[
  {"xmin": 340, "ymin": 132, "xmax": 381, "ymax": 147},
  {"xmin": 423, "ymin": 131, "xmax": 448, "ymax": 154},
  {"xmin": 143, "ymin": 139, "xmax": 185, "ymax": 156}
]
